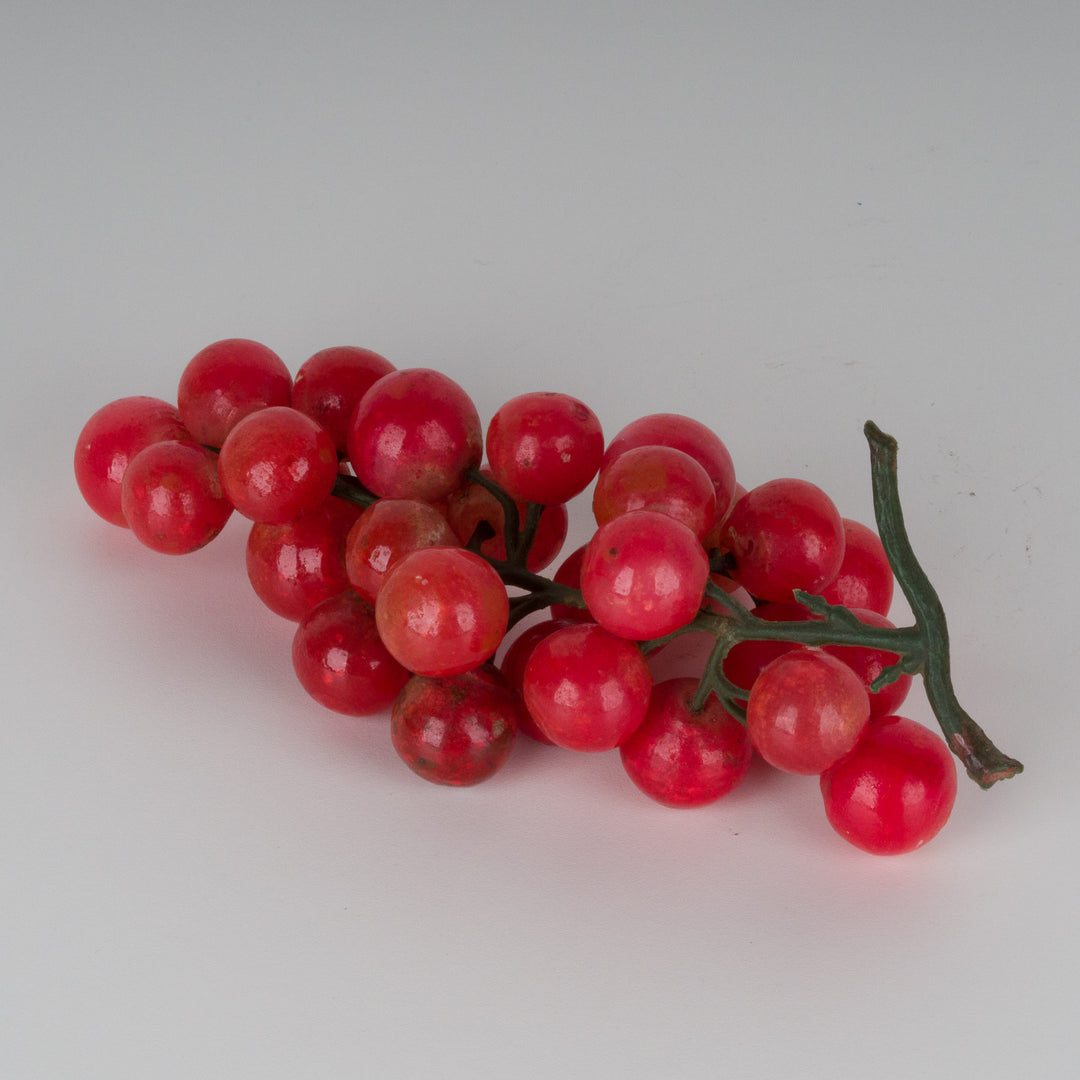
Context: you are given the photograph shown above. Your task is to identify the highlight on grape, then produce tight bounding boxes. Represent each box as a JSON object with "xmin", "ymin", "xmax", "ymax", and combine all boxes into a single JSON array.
[{"xmin": 74, "ymin": 338, "xmax": 1022, "ymax": 856}]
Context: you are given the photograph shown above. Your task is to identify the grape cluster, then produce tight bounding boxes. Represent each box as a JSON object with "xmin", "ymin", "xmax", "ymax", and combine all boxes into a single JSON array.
[{"xmin": 75, "ymin": 338, "xmax": 961, "ymax": 856}]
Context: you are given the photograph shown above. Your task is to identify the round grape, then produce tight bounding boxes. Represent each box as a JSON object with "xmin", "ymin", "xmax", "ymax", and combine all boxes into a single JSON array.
[
  {"xmin": 291, "ymin": 345, "xmax": 395, "ymax": 454},
  {"xmin": 619, "ymin": 678, "xmax": 753, "ymax": 807},
  {"xmin": 603, "ymin": 412, "xmax": 737, "ymax": 523},
  {"xmin": 177, "ymin": 338, "xmax": 292, "ymax": 447},
  {"xmin": 746, "ymin": 647, "xmax": 870, "ymax": 775},
  {"xmin": 218, "ymin": 406, "xmax": 339, "ymax": 524},
  {"xmin": 580, "ymin": 510, "xmax": 709, "ymax": 641},
  {"xmin": 391, "ymin": 667, "xmax": 521, "ymax": 786},
  {"xmin": 820, "ymin": 518, "xmax": 895, "ymax": 616},
  {"xmin": 593, "ymin": 444, "xmax": 717, "ymax": 541},
  {"xmin": 347, "ymin": 368, "xmax": 482, "ymax": 502},
  {"xmin": 292, "ymin": 591, "xmax": 410, "ymax": 716},
  {"xmin": 374, "ymin": 546, "xmax": 509, "ymax": 677},
  {"xmin": 246, "ymin": 499, "xmax": 362, "ymax": 620},
  {"xmin": 120, "ymin": 440, "xmax": 233, "ymax": 554},
  {"xmin": 485, "ymin": 391, "xmax": 604, "ymax": 505},
  {"xmin": 722, "ymin": 478, "xmax": 845, "ymax": 603},
  {"xmin": 345, "ymin": 498, "xmax": 459, "ymax": 603},
  {"xmin": 521, "ymin": 623, "xmax": 652, "ymax": 752},
  {"xmin": 820, "ymin": 715, "xmax": 957, "ymax": 855}
]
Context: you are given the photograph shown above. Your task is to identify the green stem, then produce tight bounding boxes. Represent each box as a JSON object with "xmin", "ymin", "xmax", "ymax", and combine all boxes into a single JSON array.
[
  {"xmin": 862, "ymin": 422, "xmax": 1022, "ymax": 788},
  {"xmin": 331, "ymin": 472, "xmax": 379, "ymax": 508},
  {"xmin": 641, "ymin": 425, "xmax": 1020, "ymax": 788},
  {"xmin": 485, "ymin": 557, "xmax": 587, "ymax": 629},
  {"xmin": 467, "ymin": 467, "xmax": 523, "ymax": 554}
]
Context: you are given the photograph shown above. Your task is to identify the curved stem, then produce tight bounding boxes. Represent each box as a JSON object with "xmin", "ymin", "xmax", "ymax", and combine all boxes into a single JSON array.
[
  {"xmin": 689, "ymin": 614, "xmax": 748, "ymax": 720},
  {"xmin": 467, "ymin": 467, "xmax": 523, "ymax": 555},
  {"xmin": 864, "ymin": 422, "xmax": 1022, "ymax": 787},
  {"xmin": 331, "ymin": 472, "xmax": 379, "ymax": 508},
  {"xmin": 516, "ymin": 502, "xmax": 545, "ymax": 565}
]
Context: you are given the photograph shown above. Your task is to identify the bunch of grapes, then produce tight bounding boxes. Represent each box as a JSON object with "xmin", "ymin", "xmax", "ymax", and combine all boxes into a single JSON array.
[{"xmin": 74, "ymin": 337, "xmax": 1008, "ymax": 857}]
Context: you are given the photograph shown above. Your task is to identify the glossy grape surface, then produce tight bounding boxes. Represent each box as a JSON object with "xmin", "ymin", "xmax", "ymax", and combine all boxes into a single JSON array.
[
  {"xmin": 497, "ymin": 618, "xmax": 575, "ymax": 744},
  {"xmin": 580, "ymin": 510, "xmax": 709, "ymax": 640},
  {"xmin": 521, "ymin": 623, "xmax": 652, "ymax": 752},
  {"xmin": 820, "ymin": 518, "xmax": 895, "ymax": 616},
  {"xmin": 246, "ymin": 499, "xmax": 362, "ymax": 620},
  {"xmin": 619, "ymin": 678, "xmax": 753, "ymax": 807},
  {"xmin": 177, "ymin": 338, "xmax": 292, "ymax": 447},
  {"xmin": 603, "ymin": 412, "xmax": 737, "ymax": 522},
  {"xmin": 120, "ymin": 440, "xmax": 234, "ymax": 554},
  {"xmin": 592, "ymin": 444, "xmax": 716, "ymax": 541},
  {"xmin": 218, "ymin": 406, "xmax": 339, "ymax": 524},
  {"xmin": 391, "ymin": 667, "xmax": 521, "ymax": 786},
  {"xmin": 291, "ymin": 590, "xmax": 410, "ymax": 716},
  {"xmin": 291, "ymin": 345, "xmax": 395, "ymax": 453},
  {"xmin": 820, "ymin": 715, "xmax": 957, "ymax": 855},
  {"xmin": 374, "ymin": 546, "xmax": 509, "ymax": 677},
  {"xmin": 722, "ymin": 478, "xmax": 845, "ymax": 603},
  {"xmin": 347, "ymin": 368, "xmax": 482, "ymax": 502},
  {"xmin": 345, "ymin": 498, "xmax": 459, "ymax": 602},
  {"xmin": 485, "ymin": 391, "xmax": 604, "ymax": 505},
  {"xmin": 746, "ymin": 647, "xmax": 870, "ymax": 775}
]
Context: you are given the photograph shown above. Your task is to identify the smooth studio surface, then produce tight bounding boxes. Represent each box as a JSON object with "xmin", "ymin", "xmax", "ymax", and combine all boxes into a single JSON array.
[{"xmin": 2, "ymin": 4, "xmax": 1078, "ymax": 1077}]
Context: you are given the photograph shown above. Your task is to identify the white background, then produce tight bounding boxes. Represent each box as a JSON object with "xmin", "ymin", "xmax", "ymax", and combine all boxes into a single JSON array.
[{"xmin": 3, "ymin": 3, "xmax": 1078, "ymax": 1077}]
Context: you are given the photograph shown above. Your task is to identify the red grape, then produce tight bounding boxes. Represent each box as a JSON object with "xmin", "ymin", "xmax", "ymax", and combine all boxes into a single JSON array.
[
  {"xmin": 347, "ymin": 368, "xmax": 482, "ymax": 502},
  {"xmin": 120, "ymin": 440, "xmax": 234, "ymax": 554},
  {"xmin": 746, "ymin": 647, "xmax": 870, "ymax": 774},
  {"xmin": 391, "ymin": 667, "xmax": 521, "ymax": 786},
  {"xmin": 619, "ymin": 677, "xmax": 752, "ymax": 807},
  {"xmin": 580, "ymin": 510, "xmax": 709, "ymax": 640},
  {"xmin": 820, "ymin": 715, "xmax": 957, "ymax": 855},
  {"xmin": 246, "ymin": 499, "xmax": 362, "ymax": 620},
  {"xmin": 521, "ymin": 623, "xmax": 652, "ymax": 752},
  {"xmin": 374, "ymin": 547, "xmax": 509, "ymax": 677},
  {"xmin": 485, "ymin": 391, "xmax": 604, "ymax": 505},
  {"xmin": 218, "ymin": 406, "xmax": 339, "ymax": 524},
  {"xmin": 292, "ymin": 591, "xmax": 410, "ymax": 716},
  {"xmin": 603, "ymin": 413, "xmax": 737, "ymax": 523},
  {"xmin": 820, "ymin": 518, "xmax": 894, "ymax": 616},
  {"xmin": 722, "ymin": 478, "xmax": 845, "ymax": 603},
  {"xmin": 177, "ymin": 338, "xmax": 291, "ymax": 447},
  {"xmin": 291, "ymin": 345, "xmax": 395, "ymax": 454},
  {"xmin": 498, "ymin": 618, "xmax": 575, "ymax": 744},
  {"xmin": 592, "ymin": 444, "xmax": 717, "ymax": 541},
  {"xmin": 344, "ymin": 498, "xmax": 459, "ymax": 603}
]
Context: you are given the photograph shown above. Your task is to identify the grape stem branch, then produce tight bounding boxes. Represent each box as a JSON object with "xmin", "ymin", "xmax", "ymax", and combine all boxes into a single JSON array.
[
  {"xmin": 861, "ymin": 421, "xmax": 1022, "ymax": 787},
  {"xmin": 348, "ymin": 431, "xmax": 1022, "ymax": 790},
  {"xmin": 655, "ymin": 424, "xmax": 1022, "ymax": 787}
]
